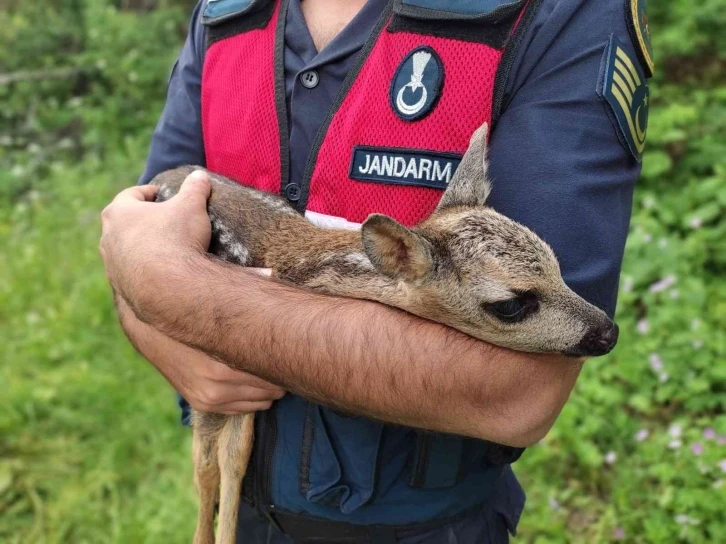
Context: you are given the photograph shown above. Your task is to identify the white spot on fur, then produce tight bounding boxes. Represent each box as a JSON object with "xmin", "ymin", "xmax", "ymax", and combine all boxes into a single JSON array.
[
  {"xmin": 247, "ymin": 190, "xmax": 297, "ymax": 215},
  {"xmin": 344, "ymin": 252, "xmax": 374, "ymax": 271},
  {"xmin": 213, "ymin": 219, "xmax": 250, "ymax": 264},
  {"xmin": 305, "ymin": 211, "xmax": 362, "ymax": 230},
  {"xmin": 159, "ymin": 186, "xmax": 173, "ymax": 201}
]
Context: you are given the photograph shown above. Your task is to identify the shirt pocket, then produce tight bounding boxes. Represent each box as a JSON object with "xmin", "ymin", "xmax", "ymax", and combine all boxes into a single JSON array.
[{"xmin": 299, "ymin": 402, "xmax": 385, "ymax": 514}]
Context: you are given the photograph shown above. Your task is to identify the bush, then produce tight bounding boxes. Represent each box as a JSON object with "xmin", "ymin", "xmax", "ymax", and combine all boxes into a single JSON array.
[{"xmin": 1, "ymin": 1, "xmax": 723, "ymax": 542}]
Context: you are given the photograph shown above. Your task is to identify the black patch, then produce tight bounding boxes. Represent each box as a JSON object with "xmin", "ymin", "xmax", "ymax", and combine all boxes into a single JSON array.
[
  {"xmin": 388, "ymin": 15, "xmax": 512, "ymax": 49},
  {"xmin": 204, "ymin": 0, "xmax": 276, "ymax": 49},
  {"xmin": 350, "ymin": 146, "xmax": 462, "ymax": 189},
  {"xmin": 625, "ymin": 0, "xmax": 654, "ymax": 77},
  {"xmin": 390, "ymin": 46, "xmax": 444, "ymax": 121},
  {"xmin": 388, "ymin": 0, "xmax": 526, "ymax": 49}
]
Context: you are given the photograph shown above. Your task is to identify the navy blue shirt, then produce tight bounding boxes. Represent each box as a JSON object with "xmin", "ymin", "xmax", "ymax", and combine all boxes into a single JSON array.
[{"xmin": 141, "ymin": 0, "xmax": 641, "ymax": 319}]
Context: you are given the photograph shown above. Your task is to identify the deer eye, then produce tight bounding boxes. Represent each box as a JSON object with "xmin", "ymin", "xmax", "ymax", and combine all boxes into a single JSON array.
[{"xmin": 484, "ymin": 292, "xmax": 539, "ymax": 323}]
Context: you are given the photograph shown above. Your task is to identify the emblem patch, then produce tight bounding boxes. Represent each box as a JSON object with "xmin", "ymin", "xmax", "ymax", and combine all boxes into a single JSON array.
[
  {"xmin": 350, "ymin": 146, "xmax": 461, "ymax": 189},
  {"xmin": 599, "ymin": 36, "xmax": 650, "ymax": 162},
  {"xmin": 390, "ymin": 46, "xmax": 444, "ymax": 121},
  {"xmin": 626, "ymin": 0, "xmax": 654, "ymax": 76}
]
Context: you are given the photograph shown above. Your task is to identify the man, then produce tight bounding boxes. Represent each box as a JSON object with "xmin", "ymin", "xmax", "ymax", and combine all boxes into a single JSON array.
[{"xmin": 100, "ymin": 0, "xmax": 652, "ymax": 541}]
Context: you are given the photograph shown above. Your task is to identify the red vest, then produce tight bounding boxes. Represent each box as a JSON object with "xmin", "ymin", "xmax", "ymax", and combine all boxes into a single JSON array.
[{"xmin": 201, "ymin": 0, "xmax": 526, "ymax": 227}]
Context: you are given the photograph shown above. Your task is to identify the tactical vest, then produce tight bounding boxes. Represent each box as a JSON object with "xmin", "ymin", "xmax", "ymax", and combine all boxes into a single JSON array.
[{"xmin": 201, "ymin": 0, "xmax": 537, "ymax": 526}]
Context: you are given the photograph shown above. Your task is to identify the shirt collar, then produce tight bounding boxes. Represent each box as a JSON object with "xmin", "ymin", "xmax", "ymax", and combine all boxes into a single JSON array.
[{"xmin": 285, "ymin": 0, "xmax": 391, "ymax": 71}]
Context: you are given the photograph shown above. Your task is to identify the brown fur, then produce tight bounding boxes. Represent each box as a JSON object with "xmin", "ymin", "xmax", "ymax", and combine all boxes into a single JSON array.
[{"xmin": 149, "ymin": 123, "xmax": 617, "ymax": 544}]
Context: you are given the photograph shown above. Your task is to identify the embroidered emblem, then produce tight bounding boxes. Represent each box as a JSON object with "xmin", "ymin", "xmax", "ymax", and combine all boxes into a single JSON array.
[
  {"xmin": 599, "ymin": 36, "xmax": 650, "ymax": 162},
  {"xmin": 626, "ymin": 0, "xmax": 654, "ymax": 76},
  {"xmin": 350, "ymin": 146, "xmax": 461, "ymax": 189},
  {"xmin": 390, "ymin": 46, "xmax": 444, "ymax": 121}
]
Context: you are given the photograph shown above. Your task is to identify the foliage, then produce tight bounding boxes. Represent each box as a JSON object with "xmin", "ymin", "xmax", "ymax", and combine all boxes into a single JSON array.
[{"xmin": 1, "ymin": 0, "xmax": 724, "ymax": 542}]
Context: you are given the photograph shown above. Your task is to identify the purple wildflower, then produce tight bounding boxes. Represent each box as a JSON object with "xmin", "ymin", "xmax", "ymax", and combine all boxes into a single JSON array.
[
  {"xmin": 649, "ymin": 275, "xmax": 676, "ymax": 293},
  {"xmin": 649, "ymin": 353, "xmax": 663, "ymax": 372},
  {"xmin": 613, "ymin": 527, "xmax": 625, "ymax": 540},
  {"xmin": 637, "ymin": 319, "xmax": 649, "ymax": 334},
  {"xmin": 719, "ymin": 460, "xmax": 726, "ymax": 473},
  {"xmin": 691, "ymin": 443, "xmax": 704, "ymax": 456},
  {"xmin": 604, "ymin": 451, "xmax": 617, "ymax": 465},
  {"xmin": 669, "ymin": 424, "xmax": 682, "ymax": 438},
  {"xmin": 703, "ymin": 428, "xmax": 716, "ymax": 440},
  {"xmin": 635, "ymin": 429, "xmax": 649, "ymax": 442}
]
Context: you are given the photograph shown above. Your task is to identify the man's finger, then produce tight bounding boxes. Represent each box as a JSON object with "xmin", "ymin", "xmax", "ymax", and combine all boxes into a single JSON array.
[
  {"xmin": 174, "ymin": 170, "xmax": 212, "ymax": 206},
  {"xmin": 112, "ymin": 184, "xmax": 159, "ymax": 204},
  {"xmin": 216, "ymin": 400, "xmax": 275, "ymax": 415}
]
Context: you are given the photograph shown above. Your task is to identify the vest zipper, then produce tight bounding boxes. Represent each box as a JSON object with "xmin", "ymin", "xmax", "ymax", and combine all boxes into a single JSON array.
[
  {"xmin": 250, "ymin": 404, "xmax": 278, "ymax": 510},
  {"xmin": 409, "ymin": 432, "xmax": 431, "ymax": 488}
]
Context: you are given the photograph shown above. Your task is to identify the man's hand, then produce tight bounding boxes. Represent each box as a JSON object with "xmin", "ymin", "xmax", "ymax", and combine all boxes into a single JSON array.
[
  {"xmin": 116, "ymin": 295, "xmax": 285, "ymax": 414},
  {"xmin": 99, "ymin": 170, "xmax": 212, "ymax": 310}
]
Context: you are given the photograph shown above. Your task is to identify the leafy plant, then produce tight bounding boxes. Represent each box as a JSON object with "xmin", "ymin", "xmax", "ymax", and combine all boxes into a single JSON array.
[{"xmin": 1, "ymin": 0, "xmax": 724, "ymax": 542}]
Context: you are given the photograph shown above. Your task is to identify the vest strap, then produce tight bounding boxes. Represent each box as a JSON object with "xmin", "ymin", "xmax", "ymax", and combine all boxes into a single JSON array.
[
  {"xmin": 203, "ymin": 0, "xmax": 276, "ymax": 49},
  {"xmin": 491, "ymin": 0, "xmax": 544, "ymax": 127}
]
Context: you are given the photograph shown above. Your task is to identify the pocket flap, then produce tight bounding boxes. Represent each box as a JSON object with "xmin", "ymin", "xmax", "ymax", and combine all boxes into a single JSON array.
[{"xmin": 300, "ymin": 405, "xmax": 385, "ymax": 513}]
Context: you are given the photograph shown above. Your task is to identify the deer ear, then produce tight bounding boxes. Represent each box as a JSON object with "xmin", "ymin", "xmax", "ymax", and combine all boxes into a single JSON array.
[
  {"xmin": 436, "ymin": 122, "xmax": 492, "ymax": 210},
  {"xmin": 361, "ymin": 214, "xmax": 433, "ymax": 281}
]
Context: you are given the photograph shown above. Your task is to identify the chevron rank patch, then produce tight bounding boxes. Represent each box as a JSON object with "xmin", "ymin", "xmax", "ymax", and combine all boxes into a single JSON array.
[
  {"xmin": 598, "ymin": 36, "xmax": 650, "ymax": 162},
  {"xmin": 626, "ymin": 0, "xmax": 654, "ymax": 77}
]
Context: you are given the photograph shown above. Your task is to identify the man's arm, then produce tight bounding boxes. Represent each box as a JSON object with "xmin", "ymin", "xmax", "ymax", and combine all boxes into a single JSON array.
[
  {"xmin": 101, "ymin": 180, "xmax": 580, "ymax": 447},
  {"xmin": 116, "ymin": 294, "xmax": 285, "ymax": 415},
  {"xmin": 103, "ymin": 0, "xmax": 639, "ymax": 443}
]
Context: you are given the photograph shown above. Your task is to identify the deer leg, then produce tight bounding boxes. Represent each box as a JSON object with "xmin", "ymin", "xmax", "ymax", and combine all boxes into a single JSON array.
[
  {"xmin": 216, "ymin": 412, "xmax": 255, "ymax": 544},
  {"xmin": 192, "ymin": 411, "xmax": 224, "ymax": 544}
]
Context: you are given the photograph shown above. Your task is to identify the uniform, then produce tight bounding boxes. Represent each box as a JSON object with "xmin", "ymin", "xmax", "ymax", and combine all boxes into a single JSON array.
[{"xmin": 139, "ymin": 0, "xmax": 651, "ymax": 541}]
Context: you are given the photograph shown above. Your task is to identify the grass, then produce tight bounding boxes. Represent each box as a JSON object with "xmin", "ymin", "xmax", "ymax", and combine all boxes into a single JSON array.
[
  {"xmin": 1, "ymin": 148, "xmax": 723, "ymax": 544},
  {"xmin": 1, "ymin": 151, "xmax": 197, "ymax": 543}
]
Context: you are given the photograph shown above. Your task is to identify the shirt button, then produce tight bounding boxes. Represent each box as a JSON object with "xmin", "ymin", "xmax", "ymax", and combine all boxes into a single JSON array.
[
  {"xmin": 300, "ymin": 70, "xmax": 319, "ymax": 89},
  {"xmin": 285, "ymin": 183, "xmax": 301, "ymax": 202}
]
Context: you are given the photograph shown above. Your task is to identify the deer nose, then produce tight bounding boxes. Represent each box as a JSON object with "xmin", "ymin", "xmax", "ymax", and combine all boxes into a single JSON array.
[{"xmin": 569, "ymin": 322, "xmax": 619, "ymax": 357}]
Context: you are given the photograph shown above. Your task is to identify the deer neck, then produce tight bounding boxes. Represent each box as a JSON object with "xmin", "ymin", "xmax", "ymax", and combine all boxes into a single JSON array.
[{"xmin": 263, "ymin": 219, "xmax": 409, "ymax": 307}]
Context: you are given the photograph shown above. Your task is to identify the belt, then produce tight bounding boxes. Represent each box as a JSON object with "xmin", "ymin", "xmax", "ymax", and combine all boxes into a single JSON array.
[{"xmin": 259, "ymin": 504, "xmax": 485, "ymax": 543}]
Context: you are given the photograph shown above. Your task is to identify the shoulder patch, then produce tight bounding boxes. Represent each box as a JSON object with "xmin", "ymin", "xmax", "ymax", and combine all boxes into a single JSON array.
[
  {"xmin": 598, "ymin": 35, "xmax": 650, "ymax": 162},
  {"xmin": 202, "ymin": 0, "xmax": 264, "ymax": 26},
  {"xmin": 625, "ymin": 0, "xmax": 654, "ymax": 77}
]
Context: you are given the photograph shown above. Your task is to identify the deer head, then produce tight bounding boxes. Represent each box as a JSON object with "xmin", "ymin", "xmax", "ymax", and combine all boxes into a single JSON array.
[{"xmin": 361, "ymin": 123, "xmax": 618, "ymax": 357}]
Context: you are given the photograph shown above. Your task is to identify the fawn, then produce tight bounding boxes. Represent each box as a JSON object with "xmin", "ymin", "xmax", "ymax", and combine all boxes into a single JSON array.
[{"xmin": 151, "ymin": 124, "xmax": 618, "ymax": 544}]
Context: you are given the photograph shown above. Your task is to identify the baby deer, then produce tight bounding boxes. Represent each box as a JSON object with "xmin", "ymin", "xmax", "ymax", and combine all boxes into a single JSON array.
[{"xmin": 151, "ymin": 124, "xmax": 618, "ymax": 544}]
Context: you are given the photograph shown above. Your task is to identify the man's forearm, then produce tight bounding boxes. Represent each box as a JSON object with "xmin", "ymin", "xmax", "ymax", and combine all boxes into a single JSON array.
[{"xmin": 130, "ymin": 252, "xmax": 582, "ymax": 446}]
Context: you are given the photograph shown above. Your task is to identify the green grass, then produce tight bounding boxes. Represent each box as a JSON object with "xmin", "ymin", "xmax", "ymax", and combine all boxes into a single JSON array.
[
  {"xmin": 1, "ymin": 1, "xmax": 724, "ymax": 541},
  {"xmin": 1, "ymin": 152, "xmax": 197, "ymax": 544},
  {"xmin": 2, "ymin": 150, "xmax": 723, "ymax": 544}
]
